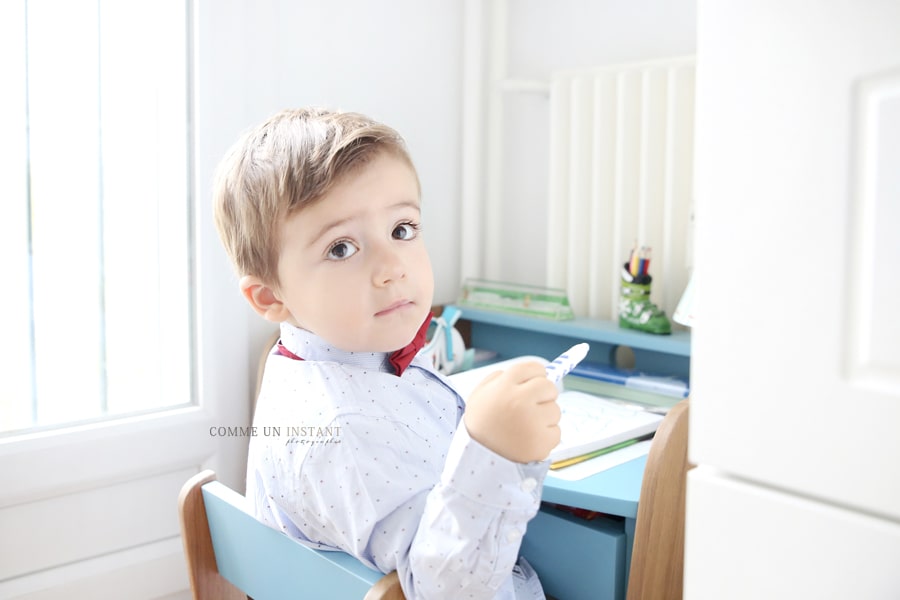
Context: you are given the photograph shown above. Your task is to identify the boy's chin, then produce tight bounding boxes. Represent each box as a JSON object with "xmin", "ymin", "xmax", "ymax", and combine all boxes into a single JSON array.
[{"xmin": 383, "ymin": 313, "xmax": 431, "ymax": 353}]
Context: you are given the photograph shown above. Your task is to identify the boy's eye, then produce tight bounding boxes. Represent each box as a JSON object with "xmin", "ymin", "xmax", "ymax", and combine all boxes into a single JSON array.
[
  {"xmin": 326, "ymin": 240, "xmax": 358, "ymax": 260},
  {"xmin": 392, "ymin": 222, "xmax": 420, "ymax": 241}
]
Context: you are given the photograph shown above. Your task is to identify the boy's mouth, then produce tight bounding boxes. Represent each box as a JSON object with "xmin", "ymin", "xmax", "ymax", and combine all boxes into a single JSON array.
[{"xmin": 375, "ymin": 299, "xmax": 414, "ymax": 316}]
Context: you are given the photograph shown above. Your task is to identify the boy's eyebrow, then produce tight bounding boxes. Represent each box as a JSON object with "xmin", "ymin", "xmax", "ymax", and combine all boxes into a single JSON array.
[
  {"xmin": 308, "ymin": 216, "xmax": 354, "ymax": 248},
  {"xmin": 389, "ymin": 200, "xmax": 422, "ymax": 215},
  {"xmin": 308, "ymin": 200, "xmax": 421, "ymax": 247}
]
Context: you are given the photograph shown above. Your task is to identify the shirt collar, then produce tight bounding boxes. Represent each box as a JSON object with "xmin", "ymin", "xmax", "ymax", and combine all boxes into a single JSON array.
[{"xmin": 277, "ymin": 314, "xmax": 432, "ymax": 376}]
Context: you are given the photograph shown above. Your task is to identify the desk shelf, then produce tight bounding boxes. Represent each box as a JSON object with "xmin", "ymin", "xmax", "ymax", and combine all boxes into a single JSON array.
[
  {"xmin": 461, "ymin": 307, "xmax": 690, "ymax": 356},
  {"xmin": 460, "ymin": 307, "xmax": 691, "ymax": 380}
]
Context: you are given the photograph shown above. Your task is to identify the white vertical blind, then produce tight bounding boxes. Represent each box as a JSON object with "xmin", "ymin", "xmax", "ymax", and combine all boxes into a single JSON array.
[{"xmin": 0, "ymin": 0, "xmax": 192, "ymax": 434}]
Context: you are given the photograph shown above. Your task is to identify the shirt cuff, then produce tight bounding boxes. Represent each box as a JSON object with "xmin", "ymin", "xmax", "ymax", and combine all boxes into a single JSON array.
[{"xmin": 441, "ymin": 421, "xmax": 549, "ymax": 511}]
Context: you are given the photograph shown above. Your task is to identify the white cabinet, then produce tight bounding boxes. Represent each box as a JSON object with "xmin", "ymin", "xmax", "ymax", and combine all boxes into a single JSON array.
[
  {"xmin": 686, "ymin": 468, "xmax": 900, "ymax": 598},
  {"xmin": 687, "ymin": 1, "xmax": 900, "ymax": 597}
]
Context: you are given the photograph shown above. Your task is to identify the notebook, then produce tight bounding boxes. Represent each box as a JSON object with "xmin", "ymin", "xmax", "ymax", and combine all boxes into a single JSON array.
[
  {"xmin": 447, "ymin": 357, "xmax": 664, "ymax": 464},
  {"xmin": 549, "ymin": 390, "xmax": 663, "ymax": 464}
]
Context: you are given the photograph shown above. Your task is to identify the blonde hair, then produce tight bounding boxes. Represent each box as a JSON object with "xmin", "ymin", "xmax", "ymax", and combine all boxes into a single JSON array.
[{"xmin": 213, "ymin": 107, "xmax": 416, "ymax": 283}]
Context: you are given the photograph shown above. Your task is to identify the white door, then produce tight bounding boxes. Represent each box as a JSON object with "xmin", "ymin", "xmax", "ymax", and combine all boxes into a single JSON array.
[
  {"xmin": 686, "ymin": 0, "xmax": 900, "ymax": 597},
  {"xmin": 0, "ymin": 3, "xmax": 252, "ymax": 598}
]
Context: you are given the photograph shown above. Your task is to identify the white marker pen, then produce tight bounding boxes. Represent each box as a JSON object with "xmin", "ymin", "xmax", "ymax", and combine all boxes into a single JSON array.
[{"xmin": 545, "ymin": 343, "xmax": 590, "ymax": 383}]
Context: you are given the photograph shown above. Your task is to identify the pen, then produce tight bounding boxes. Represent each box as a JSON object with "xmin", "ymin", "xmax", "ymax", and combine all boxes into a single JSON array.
[{"xmin": 545, "ymin": 343, "xmax": 590, "ymax": 383}]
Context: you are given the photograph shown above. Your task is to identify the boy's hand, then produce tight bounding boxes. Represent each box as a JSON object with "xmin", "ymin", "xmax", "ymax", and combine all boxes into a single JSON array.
[{"xmin": 463, "ymin": 361, "xmax": 561, "ymax": 463}]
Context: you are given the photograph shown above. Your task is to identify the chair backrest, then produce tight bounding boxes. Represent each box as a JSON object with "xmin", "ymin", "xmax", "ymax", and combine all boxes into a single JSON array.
[
  {"xmin": 626, "ymin": 399, "xmax": 693, "ymax": 600},
  {"xmin": 178, "ymin": 469, "xmax": 404, "ymax": 600}
]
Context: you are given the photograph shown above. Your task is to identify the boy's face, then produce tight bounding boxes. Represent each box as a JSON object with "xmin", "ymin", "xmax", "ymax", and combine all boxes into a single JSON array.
[{"xmin": 272, "ymin": 152, "xmax": 434, "ymax": 353}]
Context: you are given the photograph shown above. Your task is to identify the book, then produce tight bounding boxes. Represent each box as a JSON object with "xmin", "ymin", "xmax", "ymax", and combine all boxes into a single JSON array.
[
  {"xmin": 457, "ymin": 279, "xmax": 576, "ymax": 320},
  {"xmin": 569, "ymin": 361, "xmax": 690, "ymax": 398},
  {"xmin": 563, "ymin": 375, "xmax": 679, "ymax": 412},
  {"xmin": 549, "ymin": 390, "xmax": 663, "ymax": 464}
]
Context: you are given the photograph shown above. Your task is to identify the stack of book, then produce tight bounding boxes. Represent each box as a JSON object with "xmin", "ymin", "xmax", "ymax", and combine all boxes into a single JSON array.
[{"xmin": 563, "ymin": 361, "xmax": 689, "ymax": 413}]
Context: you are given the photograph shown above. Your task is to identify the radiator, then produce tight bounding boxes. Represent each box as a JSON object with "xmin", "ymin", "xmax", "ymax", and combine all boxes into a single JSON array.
[{"xmin": 546, "ymin": 57, "xmax": 695, "ymax": 322}]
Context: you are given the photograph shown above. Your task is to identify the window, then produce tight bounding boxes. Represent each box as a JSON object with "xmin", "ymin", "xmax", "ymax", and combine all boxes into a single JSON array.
[{"xmin": 1, "ymin": 0, "xmax": 193, "ymax": 434}]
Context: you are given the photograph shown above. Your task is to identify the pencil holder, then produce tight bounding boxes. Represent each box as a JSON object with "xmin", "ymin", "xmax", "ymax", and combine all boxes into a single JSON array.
[{"xmin": 618, "ymin": 263, "xmax": 671, "ymax": 335}]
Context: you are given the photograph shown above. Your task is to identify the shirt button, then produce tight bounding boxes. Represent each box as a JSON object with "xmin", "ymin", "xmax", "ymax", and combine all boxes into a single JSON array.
[
  {"xmin": 520, "ymin": 478, "xmax": 537, "ymax": 493},
  {"xmin": 506, "ymin": 529, "xmax": 522, "ymax": 542}
]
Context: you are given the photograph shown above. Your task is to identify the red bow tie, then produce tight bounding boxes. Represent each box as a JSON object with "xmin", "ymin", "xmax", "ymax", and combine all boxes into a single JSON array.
[
  {"xmin": 276, "ymin": 313, "xmax": 433, "ymax": 377},
  {"xmin": 387, "ymin": 313, "xmax": 432, "ymax": 376}
]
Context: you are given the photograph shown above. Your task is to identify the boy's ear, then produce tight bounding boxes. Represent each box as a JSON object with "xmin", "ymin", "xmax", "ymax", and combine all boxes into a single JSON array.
[{"xmin": 240, "ymin": 276, "xmax": 292, "ymax": 323}]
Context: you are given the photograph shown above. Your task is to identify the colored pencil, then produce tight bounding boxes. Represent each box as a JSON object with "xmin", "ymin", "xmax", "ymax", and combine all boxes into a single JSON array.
[{"xmin": 549, "ymin": 437, "xmax": 641, "ymax": 470}]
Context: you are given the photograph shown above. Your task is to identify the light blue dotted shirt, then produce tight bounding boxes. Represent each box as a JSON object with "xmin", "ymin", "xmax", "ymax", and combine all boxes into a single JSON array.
[{"xmin": 246, "ymin": 322, "xmax": 548, "ymax": 599}]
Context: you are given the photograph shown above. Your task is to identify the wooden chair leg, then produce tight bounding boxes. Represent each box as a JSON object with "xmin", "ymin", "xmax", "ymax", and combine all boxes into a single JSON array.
[{"xmin": 178, "ymin": 470, "xmax": 247, "ymax": 600}]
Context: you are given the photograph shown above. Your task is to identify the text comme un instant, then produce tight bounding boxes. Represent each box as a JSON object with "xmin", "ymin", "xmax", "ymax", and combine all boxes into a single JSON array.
[{"xmin": 209, "ymin": 426, "xmax": 342, "ymax": 438}]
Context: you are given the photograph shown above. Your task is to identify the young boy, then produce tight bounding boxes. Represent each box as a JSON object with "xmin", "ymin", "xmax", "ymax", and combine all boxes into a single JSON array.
[{"xmin": 213, "ymin": 108, "xmax": 560, "ymax": 599}]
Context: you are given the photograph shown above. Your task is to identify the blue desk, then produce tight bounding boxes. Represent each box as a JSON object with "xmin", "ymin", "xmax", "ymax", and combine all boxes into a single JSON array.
[
  {"xmin": 529, "ymin": 456, "xmax": 647, "ymax": 600},
  {"xmin": 543, "ymin": 455, "xmax": 646, "ymax": 518},
  {"xmin": 457, "ymin": 307, "xmax": 690, "ymax": 600}
]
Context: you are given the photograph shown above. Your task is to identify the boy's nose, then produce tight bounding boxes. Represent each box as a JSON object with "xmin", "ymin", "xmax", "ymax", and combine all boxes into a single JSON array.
[{"xmin": 371, "ymin": 244, "xmax": 406, "ymax": 286}]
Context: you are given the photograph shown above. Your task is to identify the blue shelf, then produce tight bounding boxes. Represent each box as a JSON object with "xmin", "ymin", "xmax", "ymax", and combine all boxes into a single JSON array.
[{"xmin": 459, "ymin": 307, "xmax": 691, "ymax": 357}]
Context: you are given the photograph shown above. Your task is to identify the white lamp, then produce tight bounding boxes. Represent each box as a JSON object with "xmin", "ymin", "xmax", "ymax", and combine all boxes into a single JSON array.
[{"xmin": 672, "ymin": 273, "xmax": 696, "ymax": 327}]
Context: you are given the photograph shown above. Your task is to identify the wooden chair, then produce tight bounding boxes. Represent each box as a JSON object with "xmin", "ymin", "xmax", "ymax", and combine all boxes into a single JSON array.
[
  {"xmin": 178, "ymin": 469, "xmax": 405, "ymax": 600},
  {"xmin": 626, "ymin": 399, "xmax": 694, "ymax": 600}
]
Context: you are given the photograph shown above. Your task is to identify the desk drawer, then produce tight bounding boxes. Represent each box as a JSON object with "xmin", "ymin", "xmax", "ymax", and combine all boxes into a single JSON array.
[{"xmin": 521, "ymin": 506, "xmax": 626, "ymax": 600}]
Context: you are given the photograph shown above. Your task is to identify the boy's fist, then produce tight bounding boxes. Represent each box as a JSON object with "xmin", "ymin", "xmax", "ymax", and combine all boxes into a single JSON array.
[{"xmin": 463, "ymin": 361, "xmax": 561, "ymax": 463}]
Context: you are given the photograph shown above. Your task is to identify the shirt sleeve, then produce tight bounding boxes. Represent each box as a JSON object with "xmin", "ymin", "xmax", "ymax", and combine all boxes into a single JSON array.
[{"xmin": 283, "ymin": 414, "xmax": 547, "ymax": 600}]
